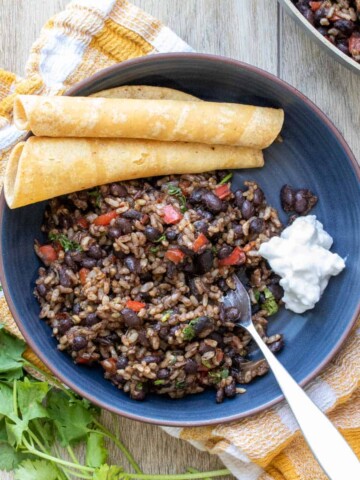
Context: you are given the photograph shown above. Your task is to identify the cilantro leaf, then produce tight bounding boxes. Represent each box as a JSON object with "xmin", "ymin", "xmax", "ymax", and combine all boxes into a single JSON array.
[
  {"xmin": 88, "ymin": 188, "xmax": 102, "ymax": 207},
  {"xmin": 155, "ymin": 234, "xmax": 166, "ymax": 243},
  {"xmin": 0, "ymin": 441, "xmax": 30, "ymax": 471},
  {"xmin": 208, "ymin": 368, "xmax": 229, "ymax": 383},
  {"xmin": 6, "ymin": 418, "xmax": 28, "ymax": 447},
  {"xmin": 93, "ymin": 465, "xmax": 124, "ymax": 480},
  {"xmin": 14, "ymin": 459, "xmax": 58, "ymax": 480},
  {"xmin": 182, "ymin": 318, "xmax": 200, "ymax": 341},
  {"xmin": 0, "ymin": 327, "xmax": 26, "ymax": 375},
  {"xmin": 17, "ymin": 378, "xmax": 49, "ymax": 422},
  {"xmin": 46, "ymin": 390, "xmax": 94, "ymax": 446},
  {"xmin": 85, "ymin": 432, "xmax": 108, "ymax": 468},
  {"xmin": 167, "ymin": 184, "xmax": 187, "ymax": 213},
  {"xmin": 48, "ymin": 233, "xmax": 82, "ymax": 252},
  {"xmin": 0, "ymin": 383, "xmax": 14, "ymax": 417},
  {"xmin": 262, "ymin": 288, "xmax": 279, "ymax": 316},
  {"xmin": 218, "ymin": 172, "xmax": 233, "ymax": 185}
]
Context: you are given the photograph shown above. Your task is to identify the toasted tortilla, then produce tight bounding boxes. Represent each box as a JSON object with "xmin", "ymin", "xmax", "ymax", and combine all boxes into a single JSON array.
[{"xmin": 90, "ymin": 85, "xmax": 200, "ymax": 101}]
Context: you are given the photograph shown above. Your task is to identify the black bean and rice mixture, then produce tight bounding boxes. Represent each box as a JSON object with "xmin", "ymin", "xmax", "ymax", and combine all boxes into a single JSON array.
[
  {"xmin": 293, "ymin": 1, "xmax": 360, "ymax": 62},
  {"xmin": 34, "ymin": 172, "xmax": 289, "ymax": 403}
]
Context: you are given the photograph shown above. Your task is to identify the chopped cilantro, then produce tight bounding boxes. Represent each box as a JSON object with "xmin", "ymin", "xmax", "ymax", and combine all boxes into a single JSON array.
[
  {"xmin": 136, "ymin": 382, "xmax": 143, "ymax": 391},
  {"xmin": 155, "ymin": 234, "xmax": 166, "ymax": 243},
  {"xmin": 149, "ymin": 246, "xmax": 160, "ymax": 254},
  {"xmin": 182, "ymin": 318, "xmax": 200, "ymax": 341},
  {"xmin": 88, "ymin": 187, "xmax": 101, "ymax": 207},
  {"xmin": 218, "ymin": 172, "xmax": 233, "ymax": 185},
  {"xmin": 211, "ymin": 245, "xmax": 218, "ymax": 255},
  {"xmin": 154, "ymin": 380, "xmax": 165, "ymax": 386},
  {"xmin": 175, "ymin": 381, "xmax": 186, "ymax": 389},
  {"xmin": 161, "ymin": 310, "xmax": 173, "ymax": 323},
  {"xmin": 262, "ymin": 288, "xmax": 279, "ymax": 316},
  {"xmin": 253, "ymin": 289, "xmax": 260, "ymax": 302},
  {"xmin": 208, "ymin": 368, "xmax": 229, "ymax": 383},
  {"xmin": 201, "ymin": 359, "xmax": 212, "ymax": 369},
  {"xmin": 167, "ymin": 184, "xmax": 187, "ymax": 213},
  {"xmin": 48, "ymin": 233, "xmax": 82, "ymax": 252}
]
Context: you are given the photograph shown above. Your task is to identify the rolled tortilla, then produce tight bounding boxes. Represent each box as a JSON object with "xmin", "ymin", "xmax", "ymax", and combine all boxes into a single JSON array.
[
  {"xmin": 4, "ymin": 137, "xmax": 263, "ymax": 209},
  {"xmin": 91, "ymin": 85, "xmax": 200, "ymax": 101},
  {"xmin": 14, "ymin": 96, "xmax": 284, "ymax": 149}
]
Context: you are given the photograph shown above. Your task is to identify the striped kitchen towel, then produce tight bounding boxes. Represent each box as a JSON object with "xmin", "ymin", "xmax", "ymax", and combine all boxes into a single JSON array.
[{"xmin": 0, "ymin": 1, "xmax": 359, "ymax": 479}]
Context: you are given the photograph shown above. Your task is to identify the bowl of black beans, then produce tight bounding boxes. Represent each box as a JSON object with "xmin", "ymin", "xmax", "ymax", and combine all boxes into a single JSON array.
[{"xmin": 279, "ymin": 1, "xmax": 360, "ymax": 74}]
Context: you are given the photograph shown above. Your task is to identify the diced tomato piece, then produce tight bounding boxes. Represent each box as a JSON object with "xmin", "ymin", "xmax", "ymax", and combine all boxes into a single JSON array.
[
  {"xmin": 349, "ymin": 33, "xmax": 360, "ymax": 56},
  {"xmin": 193, "ymin": 233, "xmax": 209, "ymax": 253},
  {"xmin": 215, "ymin": 183, "xmax": 231, "ymax": 200},
  {"xmin": 77, "ymin": 217, "xmax": 89, "ymax": 229},
  {"xmin": 309, "ymin": 1, "xmax": 322, "ymax": 12},
  {"xmin": 163, "ymin": 205, "xmax": 183, "ymax": 224},
  {"xmin": 79, "ymin": 268, "xmax": 90, "ymax": 285},
  {"xmin": 165, "ymin": 248, "xmax": 186, "ymax": 264},
  {"xmin": 93, "ymin": 210, "xmax": 118, "ymax": 226},
  {"xmin": 101, "ymin": 357, "xmax": 117, "ymax": 373},
  {"xmin": 76, "ymin": 357, "xmax": 91, "ymax": 365},
  {"xmin": 126, "ymin": 300, "xmax": 146, "ymax": 312},
  {"xmin": 38, "ymin": 245, "xmax": 58, "ymax": 264},
  {"xmin": 218, "ymin": 246, "xmax": 246, "ymax": 267}
]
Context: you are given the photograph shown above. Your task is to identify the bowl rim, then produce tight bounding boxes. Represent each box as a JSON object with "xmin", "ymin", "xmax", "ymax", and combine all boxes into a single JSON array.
[
  {"xmin": 1, "ymin": 52, "xmax": 359, "ymax": 426},
  {"xmin": 278, "ymin": 0, "xmax": 360, "ymax": 74}
]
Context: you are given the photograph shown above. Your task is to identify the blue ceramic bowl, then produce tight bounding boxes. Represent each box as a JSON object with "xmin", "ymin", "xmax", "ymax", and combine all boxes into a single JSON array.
[{"xmin": 1, "ymin": 54, "xmax": 359, "ymax": 426}]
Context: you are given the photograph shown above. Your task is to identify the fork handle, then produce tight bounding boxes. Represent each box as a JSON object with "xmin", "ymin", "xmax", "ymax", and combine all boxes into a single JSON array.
[{"xmin": 246, "ymin": 323, "xmax": 360, "ymax": 480}]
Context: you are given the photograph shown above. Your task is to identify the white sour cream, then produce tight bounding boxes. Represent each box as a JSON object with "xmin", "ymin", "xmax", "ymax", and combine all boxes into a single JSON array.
[{"xmin": 258, "ymin": 215, "xmax": 345, "ymax": 314}]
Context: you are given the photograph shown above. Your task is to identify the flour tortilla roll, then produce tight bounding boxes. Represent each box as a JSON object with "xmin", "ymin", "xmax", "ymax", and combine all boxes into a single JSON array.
[
  {"xmin": 91, "ymin": 85, "xmax": 200, "ymax": 101},
  {"xmin": 5, "ymin": 137, "xmax": 264, "ymax": 209},
  {"xmin": 14, "ymin": 96, "xmax": 284, "ymax": 149}
]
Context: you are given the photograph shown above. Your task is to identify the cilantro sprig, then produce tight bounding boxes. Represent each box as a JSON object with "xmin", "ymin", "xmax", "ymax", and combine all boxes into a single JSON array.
[
  {"xmin": 218, "ymin": 172, "xmax": 233, "ymax": 185},
  {"xmin": 167, "ymin": 184, "xmax": 187, "ymax": 213},
  {"xmin": 262, "ymin": 288, "xmax": 279, "ymax": 316},
  {"xmin": 88, "ymin": 188, "xmax": 102, "ymax": 207},
  {"xmin": 0, "ymin": 325, "xmax": 230, "ymax": 480},
  {"xmin": 49, "ymin": 233, "xmax": 82, "ymax": 252}
]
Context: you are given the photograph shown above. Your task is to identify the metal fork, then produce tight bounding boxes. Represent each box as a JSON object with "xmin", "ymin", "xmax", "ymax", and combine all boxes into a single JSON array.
[{"xmin": 224, "ymin": 275, "xmax": 360, "ymax": 480}]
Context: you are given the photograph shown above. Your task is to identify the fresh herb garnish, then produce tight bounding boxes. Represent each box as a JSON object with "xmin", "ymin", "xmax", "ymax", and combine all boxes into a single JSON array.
[
  {"xmin": 88, "ymin": 187, "xmax": 101, "ymax": 207},
  {"xmin": 49, "ymin": 233, "xmax": 82, "ymax": 252},
  {"xmin": 253, "ymin": 289, "xmax": 260, "ymax": 303},
  {"xmin": 218, "ymin": 172, "xmax": 233, "ymax": 185},
  {"xmin": 155, "ymin": 234, "xmax": 166, "ymax": 243},
  {"xmin": 149, "ymin": 246, "xmax": 160, "ymax": 254},
  {"xmin": 167, "ymin": 184, "xmax": 187, "ymax": 213},
  {"xmin": 201, "ymin": 359, "xmax": 213, "ymax": 369},
  {"xmin": 154, "ymin": 380, "xmax": 165, "ymax": 386},
  {"xmin": 208, "ymin": 368, "xmax": 229, "ymax": 383},
  {"xmin": 182, "ymin": 318, "xmax": 200, "ymax": 341},
  {"xmin": 262, "ymin": 288, "xmax": 279, "ymax": 316},
  {"xmin": 211, "ymin": 245, "xmax": 218, "ymax": 255},
  {"xmin": 161, "ymin": 310, "xmax": 173, "ymax": 323},
  {"xmin": 0, "ymin": 325, "xmax": 230, "ymax": 480}
]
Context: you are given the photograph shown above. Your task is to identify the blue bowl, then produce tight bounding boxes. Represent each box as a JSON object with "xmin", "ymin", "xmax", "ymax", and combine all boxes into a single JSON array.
[{"xmin": 1, "ymin": 53, "xmax": 359, "ymax": 426}]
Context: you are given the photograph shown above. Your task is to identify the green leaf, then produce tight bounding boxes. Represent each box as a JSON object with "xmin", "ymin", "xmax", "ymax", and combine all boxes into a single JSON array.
[
  {"xmin": 17, "ymin": 378, "xmax": 49, "ymax": 422},
  {"xmin": 14, "ymin": 459, "xmax": 58, "ymax": 480},
  {"xmin": 182, "ymin": 318, "xmax": 200, "ymax": 341},
  {"xmin": 0, "ymin": 418, "xmax": 8, "ymax": 442},
  {"xmin": 88, "ymin": 187, "xmax": 102, "ymax": 207},
  {"xmin": 155, "ymin": 234, "xmax": 166, "ymax": 243},
  {"xmin": 86, "ymin": 432, "xmax": 108, "ymax": 468},
  {"xmin": 262, "ymin": 288, "xmax": 279, "ymax": 316},
  {"xmin": 218, "ymin": 172, "xmax": 233, "ymax": 185},
  {"xmin": 154, "ymin": 379, "xmax": 165, "ymax": 386},
  {"xmin": 253, "ymin": 289, "xmax": 260, "ymax": 302},
  {"xmin": 92, "ymin": 464, "xmax": 124, "ymax": 480},
  {"xmin": 0, "ymin": 441, "xmax": 30, "ymax": 471},
  {"xmin": 48, "ymin": 233, "xmax": 82, "ymax": 252},
  {"xmin": 30, "ymin": 418, "xmax": 55, "ymax": 447},
  {"xmin": 46, "ymin": 390, "xmax": 94, "ymax": 446},
  {"xmin": 167, "ymin": 184, "xmax": 187, "ymax": 213},
  {"xmin": 0, "ymin": 367, "xmax": 24, "ymax": 382},
  {"xmin": 6, "ymin": 418, "xmax": 28, "ymax": 446},
  {"xmin": 0, "ymin": 328, "xmax": 26, "ymax": 374},
  {"xmin": 208, "ymin": 368, "xmax": 229, "ymax": 384},
  {"xmin": 0, "ymin": 383, "xmax": 14, "ymax": 417}
]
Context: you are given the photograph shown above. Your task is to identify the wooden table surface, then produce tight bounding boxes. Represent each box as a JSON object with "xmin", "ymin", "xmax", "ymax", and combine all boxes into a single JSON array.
[{"xmin": 0, "ymin": 1, "xmax": 359, "ymax": 479}]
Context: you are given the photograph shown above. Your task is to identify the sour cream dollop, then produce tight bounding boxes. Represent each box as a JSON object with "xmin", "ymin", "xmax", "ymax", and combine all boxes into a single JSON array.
[{"xmin": 258, "ymin": 215, "xmax": 345, "ymax": 314}]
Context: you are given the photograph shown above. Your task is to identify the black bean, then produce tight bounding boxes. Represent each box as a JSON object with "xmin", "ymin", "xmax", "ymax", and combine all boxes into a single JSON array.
[
  {"xmin": 85, "ymin": 312, "xmax": 100, "ymax": 327},
  {"xmin": 302, "ymin": 6, "xmax": 314, "ymax": 25},
  {"xmin": 241, "ymin": 200, "xmax": 255, "ymax": 220},
  {"xmin": 123, "ymin": 209, "xmax": 142, "ymax": 220},
  {"xmin": 124, "ymin": 256, "xmax": 141, "ymax": 274},
  {"xmin": 110, "ymin": 183, "xmax": 127, "ymax": 197},
  {"xmin": 81, "ymin": 257, "xmax": 97, "ymax": 269},
  {"xmin": 268, "ymin": 338, "xmax": 285, "ymax": 353},
  {"xmin": 184, "ymin": 359, "xmax": 198, "ymax": 374},
  {"xmin": 108, "ymin": 226, "xmax": 122, "ymax": 239},
  {"xmin": 196, "ymin": 250, "xmax": 213, "ymax": 274},
  {"xmin": 234, "ymin": 189, "xmax": 245, "ymax": 208},
  {"xmin": 280, "ymin": 184, "xmax": 296, "ymax": 212},
  {"xmin": 166, "ymin": 262, "xmax": 177, "ymax": 279},
  {"xmin": 208, "ymin": 332, "xmax": 224, "ymax": 347},
  {"xmin": 71, "ymin": 250, "xmax": 84, "ymax": 263},
  {"xmin": 193, "ymin": 316, "xmax": 212, "ymax": 336},
  {"xmin": 64, "ymin": 252, "xmax": 77, "ymax": 270},
  {"xmin": 116, "ymin": 356, "xmax": 129, "ymax": 369},
  {"xmin": 183, "ymin": 260, "xmax": 195, "ymax": 274},
  {"xmin": 193, "ymin": 220, "xmax": 209, "ymax": 235},
  {"xmin": 113, "ymin": 374, "xmax": 127, "ymax": 385},
  {"xmin": 196, "ymin": 209, "xmax": 214, "ymax": 222},
  {"xmin": 131, "ymin": 389, "xmax": 146, "ymax": 401},
  {"xmin": 218, "ymin": 245, "xmax": 233, "ymax": 259},
  {"xmin": 72, "ymin": 336, "xmax": 87, "ymax": 351},
  {"xmin": 121, "ymin": 308, "xmax": 142, "ymax": 327},
  {"xmin": 116, "ymin": 217, "xmax": 132, "ymax": 234},
  {"xmin": 336, "ymin": 39, "xmax": 350, "ymax": 55},
  {"xmin": 218, "ymin": 278, "xmax": 229, "ymax": 292},
  {"xmin": 113, "ymin": 250, "xmax": 125, "ymax": 260},
  {"xmin": 138, "ymin": 329, "xmax": 150, "ymax": 347},
  {"xmin": 225, "ymin": 306, "xmax": 240, "ymax": 322},
  {"xmin": 189, "ymin": 188, "xmax": 206, "ymax": 204},
  {"xmin": 58, "ymin": 318, "xmax": 73, "ymax": 335},
  {"xmin": 144, "ymin": 226, "xmax": 161, "ymax": 242},
  {"xmin": 158, "ymin": 326, "xmax": 169, "ymax": 340},
  {"xmin": 88, "ymin": 244, "xmax": 103, "ymax": 259},
  {"xmin": 36, "ymin": 284, "xmax": 47, "ymax": 297},
  {"xmin": 202, "ymin": 192, "xmax": 224, "ymax": 213},
  {"xmin": 169, "ymin": 325, "xmax": 181, "ymax": 337},
  {"xmin": 253, "ymin": 187, "xmax": 265, "ymax": 206},
  {"xmin": 157, "ymin": 368, "xmax": 170, "ymax": 379},
  {"xmin": 233, "ymin": 224, "xmax": 243, "ymax": 239},
  {"xmin": 165, "ymin": 229, "xmax": 178, "ymax": 241},
  {"xmin": 188, "ymin": 277, "xmax": 200, "ymax": 298},
  {"xmin": 143, "ymin": 355, "xmax": 162, "ymax": 364},
  {"xmin": 59, "ymin": 268, "xmax": 71, "ymax": 288},
  {"xmin": 267, "ymin": 283, "xmax": 284, "ymax": 302},
  {"xmin": 224, "ymin": 382, "xmax": 236, "ymax": 398},
  {"xmin": 73, "ymin": 303, "xmax": 81, "ymax": 315},
  {"xmin": 317, "ymin": 26, "xmax": 328, "ymax": 36},
  {"xmin": 198, "ymin": 342, "xmax": 214, "ymax": 355},
  {"xmin": 294, "ymin": 191, "xmax": 308, "ymax": 214},
  {"xmin": 216, "ymin": 388, "xmax": 225, "ymax": 403},
  {"xmin": 250, "ymin": 218, "xmax": 265, "ymax": 234},
  {"xmin": 58, "ymin": 214, "xmax": 73, "ymax": 229},
  {"xmin": 232, "ymin": 354, "xmax": 246, "ymax": 369},
  {"xmin": 333, "ymin": 19, "xmax": 355, "ymax": 36},
  {"xmin": 251, "ymin": 303, "xmax": 260, "ymax": 314}
]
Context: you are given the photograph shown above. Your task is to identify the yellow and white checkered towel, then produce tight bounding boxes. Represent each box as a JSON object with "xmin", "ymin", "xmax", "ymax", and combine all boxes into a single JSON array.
[{"xmin": 0, "ymin": 2, "xmax": 359, "ymax": 479}]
